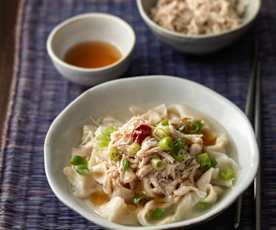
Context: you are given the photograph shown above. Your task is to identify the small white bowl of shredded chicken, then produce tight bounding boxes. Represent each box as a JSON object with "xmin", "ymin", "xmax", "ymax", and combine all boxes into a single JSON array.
[
  {"xmin": 137, "ymin": 0, "xmax": 261, "ymax": 54},
  {"xmin": 44, "ymin": 75, "xmax": 259, "ymax": 230}
]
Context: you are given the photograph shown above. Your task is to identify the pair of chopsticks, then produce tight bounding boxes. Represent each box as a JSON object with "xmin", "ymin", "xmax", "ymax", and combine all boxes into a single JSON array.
[{"xmin": 234, "ymin": 41, "xmax": 262, "ymax": 230}]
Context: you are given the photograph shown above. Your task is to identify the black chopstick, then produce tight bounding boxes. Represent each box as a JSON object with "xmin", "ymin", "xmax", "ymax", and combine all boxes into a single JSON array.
[
  {"xmin": 254, "ymin": 61, "xmax": 261, "ymax": 230},
  {"xmin": 234, "ymin": 41, "xmax": 258, "ymax": 229}
]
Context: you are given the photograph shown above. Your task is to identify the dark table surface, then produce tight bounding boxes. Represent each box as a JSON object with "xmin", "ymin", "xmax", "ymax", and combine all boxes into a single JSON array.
[
  {"xmin": 1, "ymin": 1, "xmax": 276, "ymax": 229},
  {"xmin": 0, "ymin": 0, "xmax": 19, "ymax": 148}
]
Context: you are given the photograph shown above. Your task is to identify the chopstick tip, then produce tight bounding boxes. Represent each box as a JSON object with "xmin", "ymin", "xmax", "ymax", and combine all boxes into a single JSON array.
[{"xmin": 234, "ymin": 222, "xmax": 240, "ymax": 229}]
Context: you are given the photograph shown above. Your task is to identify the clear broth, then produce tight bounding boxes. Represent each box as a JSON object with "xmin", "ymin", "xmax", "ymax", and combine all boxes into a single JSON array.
[{"xmin": 64, "ymin": 41, "xmax": 121, "ymax": 68}]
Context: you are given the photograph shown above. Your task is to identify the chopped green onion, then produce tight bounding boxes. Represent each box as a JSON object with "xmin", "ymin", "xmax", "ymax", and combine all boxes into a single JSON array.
[
  {"xmin": 196, "ymin": 201, "xmax": 210, "ymax": 211},
  {"xmin": 70, "ymin": 155, "xmax": 87, "ymax": 166},
  {"xmin": 210, "ymin": 158, "xmax": 217, "ymax": 167},
  {"xmin": 149, "ymin": 208, "xmax": 165, "ymax": 220},
  {"xmin": 127, "ymin": 143, "xmax": 140, "ymax": 155},
  {"xmin": 108, "ymin": 147, "xmax": 121, "ymax": 161},
  {"xmin": 219, "ymin": 167, "xmax": 235, "ymax": 180},
  {"xmin": 159, "ymin": 136, "xmax": 174, "ymax": 152},
  {"xmin": 70, "ymin": 155, "xmax": 89, "ymax": 175},
  {"xmin": 75, "ymin": 164, "xmax": 89, "ymax": 175},
  {"xmin": 171, "ymin": 150, "xmax": 188, "ymax": 162},
  {"xmin": 179, "ymin": 120, "xmax": 204, "ymax": 134},
  {"xmin": 132, "ymin": 192, "xmax": 148, "ymax": 205},
  {"xmin": 196, "ymin": 152, "xmax": 216, "ymax": 170},
  {"xmin": 173, "ymin": 138, "xmax": 185, "ymax": 153},
  {"xmin": 133, "ymin": 195, "xmax": 143, "ymax": 205},
  {"xmin": 160, "ymin": 119, "xmax": 169, "ymax": 126},
  {"xmin": 122, "ymin": 159, "xmax": 130, "ymax": 171},
  {"xmin": 102, "ymin": 127, "xmax": 116, "ymax": 136},
  {"xmin": 96, "ymin": 127, "xmax": 116, "ymax": 148},
  {"xmin": 191, "ymin": 120, "xmax": 204, "ymax": 133},
  {"xmin": 153, "ymin": 125, "xmax": 170, "ymax": 140},
  {"xmin": 151, "ymin": 158, "xmax": 162, "ymax": 169},
  {"xmin": 96, "ymin": 135, "xmax": 110, "ymax": 148},
  {"xmin": 170, "ymin": 139, "xmax": 188, "ymax": 161}
]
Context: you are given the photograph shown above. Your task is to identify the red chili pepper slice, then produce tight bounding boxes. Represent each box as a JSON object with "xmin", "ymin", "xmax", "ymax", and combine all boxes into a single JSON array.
[{"xmin": 132, "ymin": 124, "xmax": 152, "ymax": 144}]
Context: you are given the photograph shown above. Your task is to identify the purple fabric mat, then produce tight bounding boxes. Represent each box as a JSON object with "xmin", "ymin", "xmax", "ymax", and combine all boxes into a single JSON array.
[{"xmin": 0, "ymin": 0, "xmax": 275, "ymax": 229}]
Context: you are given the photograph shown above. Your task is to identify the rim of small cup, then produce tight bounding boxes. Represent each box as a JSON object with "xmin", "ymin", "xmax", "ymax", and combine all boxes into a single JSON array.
[
  {"xmin": 47, "ymin": 13, "xmax": 136, "ymax": 72},
  {"xmin": 136, "ymin": 0, "xmax": 261, "ymax": 40}
]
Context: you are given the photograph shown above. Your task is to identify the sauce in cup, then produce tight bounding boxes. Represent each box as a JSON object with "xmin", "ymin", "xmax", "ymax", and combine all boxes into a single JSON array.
[{"xmin": 64, "ymin": 41, "xmax": 121, "ymax": 69}]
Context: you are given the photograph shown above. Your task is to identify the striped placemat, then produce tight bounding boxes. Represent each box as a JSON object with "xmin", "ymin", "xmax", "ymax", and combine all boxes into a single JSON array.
[{"xmin": 1, "ymin": 0, "xmax": 275, "ymax": 229}]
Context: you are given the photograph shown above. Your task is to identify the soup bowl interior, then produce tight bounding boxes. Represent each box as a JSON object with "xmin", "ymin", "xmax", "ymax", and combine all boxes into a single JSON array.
[{"xmin": 44, "ymin": 76, "xmax": 258, "ymax": 230}]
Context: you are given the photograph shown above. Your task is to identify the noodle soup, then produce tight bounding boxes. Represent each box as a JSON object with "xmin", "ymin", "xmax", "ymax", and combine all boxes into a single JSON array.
[{"xmin": 63, "ymin": 104, "xmax": 238, "ymax": 226}]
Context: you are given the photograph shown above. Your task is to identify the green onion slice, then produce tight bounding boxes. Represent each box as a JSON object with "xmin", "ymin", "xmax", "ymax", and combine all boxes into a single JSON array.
[
  {"xmin": 133, "ymin": 195, "xmax": 143, "ymax": 205},
  {"xmin": 127, "ymin": 143, "xmax": 140, "ymax": 155},
  {"xmin": 70, "ymin": 155, "xmax": 87, "ymax": 166},
  {"xmin": 196, "ymin": 152, "xmax": 216, "ymax": 170},
  {"xmin": 149, "ymin": 208, "xmax": 165, "ymax": 220},
  {"xmin": 159, "ymin": 136, "xmax": 174, "ymax": 152},
  {"xmin": 102, "ymin": 127, "xmax": 116, "ymax": 136},
  {"xmin": 122, "ymin": 159, "xmax": 130, "ymax": 171},
  {"xmin": 70, "ymin": 155, "xmax": 89, "ymax": 175},
  {"xmin": 108, "ymin": 147, "xmax": 121, "ymax": 161},
  {"xmin": 151, "ymin": 158, "xmax": 162, "ymax": 169},
  {"xmin": 96, "ymin": 126, "xmax": 116, "ymax": 148},
  {"xmin": 179, "ymin": 120, "xmax": 204, "ymax": 134},
  {"xmin": 219, "ymin": 167, "xmax": 235, "ymax": 180},
  {"xmin": 75, "ymin": 164, "xmax": 89, "ymax": 175},
  {"xmin": 170, "ymin": 138, "xmax": 188, "ymax": 161},
  {"xmin": 153, "ymin": 126, "xmax": 170, "ymax": 140},
  {"xmin": 196, "ymin": 201, "xmax": 210, "ymax": 210},
  {"xmin": 171, "ymin": 149, "xmax": 188, "ymax": 162},
  {"xmin": 160, "ymin": 119, "xmax": 169, "ymax": 126}
]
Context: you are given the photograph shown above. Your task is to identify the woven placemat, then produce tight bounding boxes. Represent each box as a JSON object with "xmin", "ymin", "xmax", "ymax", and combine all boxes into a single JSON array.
[{"xmin": 1, "ymin": 0, "xmax": 275, "ymax": 229}]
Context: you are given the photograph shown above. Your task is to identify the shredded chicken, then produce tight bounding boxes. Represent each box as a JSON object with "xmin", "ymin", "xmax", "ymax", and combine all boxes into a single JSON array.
[
  {"xmin": 87, "ymin": 113, "xmax": 206, "ymax": 198},
  {"xmin": 190, "ymin": 143, "xmax": 203, "ymax": 155},
  {"xmin": 151, "ymin": 0, "xmax": 247, "ymax": 35},
  {"xmin": 157, "ymin": 151, "xmax": 175, "ymax": 163},
  {"xmin": 144, "ymin": 158, "xmax": 200, "ymax": 196},
  {"xmin": 136, "ymin": 138, "xmax": 159, "ymax": 158},
  {"xmin": 137, "ymin": 164, "xmax": 153, "ymax": 178}
]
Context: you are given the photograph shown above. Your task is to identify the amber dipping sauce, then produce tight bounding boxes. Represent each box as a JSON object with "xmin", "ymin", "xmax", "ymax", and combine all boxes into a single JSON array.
[
  {"xmin": 64, "ymin": 41, "xmax": 122, "ymax": 68},
  {"xmin": 202, "ymin": 129, "xmax": 217, "ymax": 146},
  {"xmin": 90, "ymin": 191, "xmax": 109, "ymax": 206}
]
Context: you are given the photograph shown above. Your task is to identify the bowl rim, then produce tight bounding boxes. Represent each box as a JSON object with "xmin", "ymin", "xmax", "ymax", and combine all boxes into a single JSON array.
[
  {"xmin": 136, "ymin": 0, "xmax": 261, "ymax": 39},
  {"xmin": 46, "ymin": 13, "xmax": 136, "ymax": 72},
  {"xmin": 44, "ymin": 75, "xmax": 259, "ymax": 230}
]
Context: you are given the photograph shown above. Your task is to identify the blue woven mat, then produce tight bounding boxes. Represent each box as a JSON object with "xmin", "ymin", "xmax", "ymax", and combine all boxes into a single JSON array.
[{"xmin": 1, "ymin": 0, "xmax": 275, "ymax": 229}]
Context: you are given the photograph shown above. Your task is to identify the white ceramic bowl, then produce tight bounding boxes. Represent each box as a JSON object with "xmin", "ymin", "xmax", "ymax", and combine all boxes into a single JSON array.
[
  {"xmin": 44, "ymin": 75, "xmax": 259, "ymax": 230},
  {"xmin": 137, "ymin": 0, "xmax": 261, "ymax": 54},
  {"xmin": 47, "ymin": 13, "xmax": 136, "ymax": 86}
]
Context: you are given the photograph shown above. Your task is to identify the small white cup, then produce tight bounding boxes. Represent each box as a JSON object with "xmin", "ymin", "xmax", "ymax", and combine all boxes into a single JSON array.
[{"xmin": 47, "ymin": 13, "xmax": 136, "ymax": 86}]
